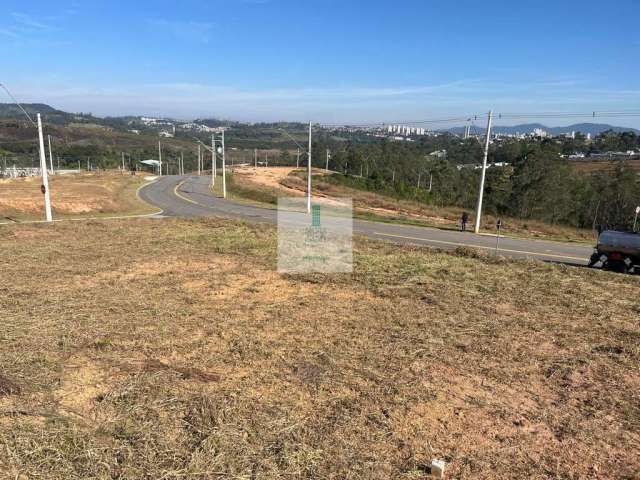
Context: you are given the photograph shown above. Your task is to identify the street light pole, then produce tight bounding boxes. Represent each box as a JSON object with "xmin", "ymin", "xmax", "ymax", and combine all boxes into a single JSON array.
[
  {"xmin": 474, "ymin": 110, "xmax": 493, "ymax": 233},
  {"xmin": 47, "ymin": 134, "xmax": 54, "ymax": 175},
  {"xmin": 37, "ymin": 114, "xmax": 52, "ymax": 222},
  {"xmin": 307, "ymin": 121, "xmax": 312, "ymax": 214},
  {"xmin": 211, "ymin": 133, "xmax": 216, "ymax": 187},
  {"xmin": 222, "ymin": 130, "xmax": 227, "ymax": 198},
  {"xmin": 197, "ymin": 144, "xmax": 201, "ymax": 175}
]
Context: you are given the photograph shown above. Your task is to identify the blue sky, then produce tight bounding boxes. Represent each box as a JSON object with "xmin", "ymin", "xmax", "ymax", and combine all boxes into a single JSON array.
[{"xmin": 1, "ymin": 0, "xmax": 639, "ymax": 126}]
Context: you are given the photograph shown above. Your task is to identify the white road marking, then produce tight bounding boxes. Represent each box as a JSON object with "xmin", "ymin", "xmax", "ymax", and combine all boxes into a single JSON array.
[{"xmin": 372, "ymin": 231, "xmax": 587, "ymax": 262}]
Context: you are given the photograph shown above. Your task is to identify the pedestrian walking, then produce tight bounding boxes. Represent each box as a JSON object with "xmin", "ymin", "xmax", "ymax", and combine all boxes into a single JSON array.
[{"xmin": 461, "ymin": 211, "xmax": 469, "ymax": 232}]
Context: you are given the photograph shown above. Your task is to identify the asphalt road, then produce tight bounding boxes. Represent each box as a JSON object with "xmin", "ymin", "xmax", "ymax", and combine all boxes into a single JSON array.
[{"xmin": 139, "ymin": 175, "xmax": 594, "ymax": 265}]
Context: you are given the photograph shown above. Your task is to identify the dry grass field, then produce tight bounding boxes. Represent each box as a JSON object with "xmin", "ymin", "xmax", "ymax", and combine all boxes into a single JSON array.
[
  {"xmin": 1, "ymin": 218, "xmax": 638, "ymax": 479},
  {"xmin": 229, "ymin": 167, "xmax": 595, "ymax": 243},
  {"xmin": 571, "ymin": 159, "xmax": 640, "ymax": 174},
  {"xmin": 0, "ymin": 172, "xmax": 156, "ymax": 221}
]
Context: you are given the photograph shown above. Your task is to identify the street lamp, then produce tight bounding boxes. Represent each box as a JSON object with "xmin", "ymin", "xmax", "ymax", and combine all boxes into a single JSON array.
[{"xmin": 195, "ymin": 131, "xmax": 227, "ymax": 198}]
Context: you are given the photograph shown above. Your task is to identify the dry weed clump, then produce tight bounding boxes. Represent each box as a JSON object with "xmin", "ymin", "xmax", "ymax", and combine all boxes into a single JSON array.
[{"xmin": 0, "ymin": 218, "xmax": 638, "ymax": 479}]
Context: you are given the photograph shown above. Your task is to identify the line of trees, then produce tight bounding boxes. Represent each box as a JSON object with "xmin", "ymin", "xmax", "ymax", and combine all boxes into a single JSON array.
[{"xmin": 313, "ymin": 132, "xmax": 640, "ymax": 230}]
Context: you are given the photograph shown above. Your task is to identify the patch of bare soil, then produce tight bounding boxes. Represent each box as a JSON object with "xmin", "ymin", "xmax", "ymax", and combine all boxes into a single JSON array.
[
  {"xmin": 54, "ymin": 355, "xmax": 116, "ymax": 420},
  {"xmin": 233, "ymin": 166, "xmax": 299, "ymax": 191}
]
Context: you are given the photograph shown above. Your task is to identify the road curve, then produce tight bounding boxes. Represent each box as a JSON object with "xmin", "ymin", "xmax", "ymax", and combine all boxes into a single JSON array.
[{"xmin": 139, "ymin": 175, "xmax": 593, "ymax": 265}]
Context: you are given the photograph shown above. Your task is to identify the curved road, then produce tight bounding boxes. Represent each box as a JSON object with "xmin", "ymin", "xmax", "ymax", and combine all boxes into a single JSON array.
[{"xmin": 139, "ymin": 175, "xmax": 593, "ymax": 265}]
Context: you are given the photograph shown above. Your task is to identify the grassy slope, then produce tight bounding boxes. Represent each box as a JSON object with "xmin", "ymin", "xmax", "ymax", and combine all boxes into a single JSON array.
[
  {"xmin": 227, "ymin": 168, "xmax": 595, "ymax": 244},
  {"xmin": 0, "ymin": 172, "xmax": 156, "ymax": 221},
  {"xmin": 0, "ymin": 218, "xmax": 638, "ymax": 479}
]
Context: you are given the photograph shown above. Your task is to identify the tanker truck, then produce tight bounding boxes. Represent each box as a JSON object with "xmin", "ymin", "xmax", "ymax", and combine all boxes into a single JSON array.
[{"xmin": 588, "ymin": 230, "xmax": 640, "ymax": 274}]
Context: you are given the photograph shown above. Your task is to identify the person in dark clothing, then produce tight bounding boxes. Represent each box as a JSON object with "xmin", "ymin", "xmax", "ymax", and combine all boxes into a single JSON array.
[{"xmin": 461, "ymin": 211, "xmax": 469, "ymax": 231}]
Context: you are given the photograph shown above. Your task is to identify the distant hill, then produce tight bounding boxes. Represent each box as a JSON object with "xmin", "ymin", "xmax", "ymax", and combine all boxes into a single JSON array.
[
  {"xmin": 0, "ymin": 102, "xmax": 64, "ymax": 117},
  {"xmin": 2, "ymin": 104, "xmax": 638, "ymax": 138},
  {"xmin": 0, "ymin": 103, "xmax": 83, "ymax": 125},
  {"xmin": 445, "ymin": 123, "xmax": 640, "ymax": 136}
]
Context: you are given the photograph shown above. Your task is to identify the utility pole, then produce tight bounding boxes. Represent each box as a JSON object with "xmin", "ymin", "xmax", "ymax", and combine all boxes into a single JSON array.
[
  {"xmin": 197, "ymin": 144, "xmax": 201, "ymax": 175},
  {"xmin": 474, "ymin": 111, "xmax": 493, "ymax": 234},
  {"xmin": 307, "ymin": 121, "xmax": 312, "ymax": 214},
  {"xmin": 121, "ymin": 152, "xmax": 125, "ymax": 173},
  {"xmin": 158, "ymin": 141, "xmax": 163, "ymax": 177},
  {"xmin": 211, "ymin": 134, "xmax": 216, "ymax": 187},
  {"xmin": 254, "ymin": 148, "xmax": 257, "ymax": 168},
  {"xmin": 326, "ymin": 149, "xmax": 329, "ymax": 171},
  {"xmin": 221, "ymin": 130, "xmax": 227, "ymax": 198},
  {"xmin": 181, "ymin": 151, "xmax": 184, "ymax": 175},
  {"xmin": 47, "ymin": 134, "xmax": 54, "ymax": 175},
  {"xmin": 296, "ymin": 148, "xmax": 300, "ymax": 168},
  {"xmin": 265, "ymin": 152, "xmax": 268, "ymax": 168},
  {"xmin": 37, "ymin": 114, "xmax": 52, "ymax": 222},
  {"xmin": 417, "ymin": 172, "xmax": 421, "ymax": 189}
]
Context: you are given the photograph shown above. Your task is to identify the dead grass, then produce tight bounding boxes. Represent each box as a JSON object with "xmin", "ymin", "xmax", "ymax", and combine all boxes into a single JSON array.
[
  {"xmin": 572, "ymin": 159, "xmax": 640, "ymax": 174},
  {"xmin": 0, "ymin": 218, "xmax": 638, "ymax": 479},
  {"xmin": 0, "ymin": 171, "xmax": 155, "ymax": 221}
]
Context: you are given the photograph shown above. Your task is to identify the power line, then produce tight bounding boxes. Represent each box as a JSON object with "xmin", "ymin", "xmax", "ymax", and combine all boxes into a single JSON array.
[
  {"xmin": 0, "ymin": 83, "xmax": 38, "ymax": 127},
  {"xmin": 319, "ymin": 111, "xmax": 640, "ymax": 129},
  {"xmin": 320, "ymin": 115, "xmax": 482, "ymax": 128}
]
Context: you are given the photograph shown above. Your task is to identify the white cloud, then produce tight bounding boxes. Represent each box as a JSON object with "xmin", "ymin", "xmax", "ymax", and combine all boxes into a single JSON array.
[
  {"xmin": 0, "ymin": 11, "xmax": 57, "ymax": 40},
  {"xmin": 0, "ymin": 27, "xmax": 20, "ymax": 39},
  {"xmin": 6, "ymin": 76, "xmax": 640, "ymax": 126},
  {"xmin": 10, "ymin": 12, "xmax": 52, "ymax": 32}
]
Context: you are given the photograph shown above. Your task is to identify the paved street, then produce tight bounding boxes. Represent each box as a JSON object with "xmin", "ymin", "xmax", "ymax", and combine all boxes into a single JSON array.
[{"xmin": 139, "ymin": 175, "xmax": 594, "ymax": 265}]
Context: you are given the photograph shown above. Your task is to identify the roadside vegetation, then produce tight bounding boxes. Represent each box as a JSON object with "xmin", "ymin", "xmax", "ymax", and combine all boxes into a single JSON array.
[
  {"xmin": 316, "ymin": 134, "xmax": 640, "ymax": 233},
  {"xmin": 1, "ymin": 218, "xmax": 638, "ymax": 478},
  {"xmin": 226, "ymin": 167, "xmax": 596, "ymax": 243}
]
